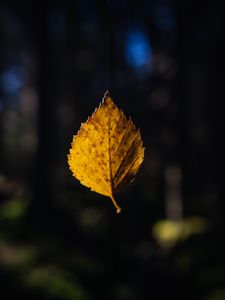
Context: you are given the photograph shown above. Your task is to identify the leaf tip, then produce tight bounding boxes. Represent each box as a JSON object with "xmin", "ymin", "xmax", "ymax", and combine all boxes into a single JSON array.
[{"xmin": 104, "ymin": 90, "xmax": 111, "ymax": 98}]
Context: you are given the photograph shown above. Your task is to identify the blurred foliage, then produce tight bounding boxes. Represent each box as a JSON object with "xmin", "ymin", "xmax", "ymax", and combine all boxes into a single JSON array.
[
  {"xmin": 0, "ymin": 198, "xmax": 29, "ymax": 220},
  {"xmin": 152, "ymin": 217, "xmax": 209, "ymax": 248}
]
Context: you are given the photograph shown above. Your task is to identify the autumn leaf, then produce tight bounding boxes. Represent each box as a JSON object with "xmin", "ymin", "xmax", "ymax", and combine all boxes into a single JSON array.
[{"xmin": 68, "ymin": 91, "xmax": 144, "ymax": 213}]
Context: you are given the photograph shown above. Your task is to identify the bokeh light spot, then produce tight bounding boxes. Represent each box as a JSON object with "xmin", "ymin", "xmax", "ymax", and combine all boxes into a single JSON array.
[{"xmin": 125, "ymin": 29, "xmax": 152, "ymax": 70}]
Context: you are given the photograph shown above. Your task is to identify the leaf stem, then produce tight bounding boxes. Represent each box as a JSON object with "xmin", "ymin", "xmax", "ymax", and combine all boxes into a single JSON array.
[{"xmin": 110, "ymin": 195, "xmax": 122, "ymax": 214}]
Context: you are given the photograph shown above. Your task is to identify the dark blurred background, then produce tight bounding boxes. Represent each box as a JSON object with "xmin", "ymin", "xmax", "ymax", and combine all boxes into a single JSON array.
[{"xmin": 0, "ymin": 0, "xmax": 225, "ymax": 299}]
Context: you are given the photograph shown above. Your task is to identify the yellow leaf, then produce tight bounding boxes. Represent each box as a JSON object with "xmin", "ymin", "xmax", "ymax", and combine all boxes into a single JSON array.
[{"xmin": 68, "ymin": 91, "xmax": 144, "ymax": 213}]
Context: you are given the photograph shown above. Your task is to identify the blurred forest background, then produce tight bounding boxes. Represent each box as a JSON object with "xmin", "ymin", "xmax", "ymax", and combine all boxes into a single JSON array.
[{"xmin": 0, "ymin": 0, "xmax": 225, "ymax": 299}]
